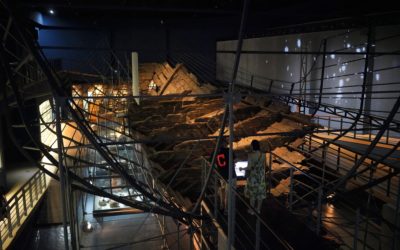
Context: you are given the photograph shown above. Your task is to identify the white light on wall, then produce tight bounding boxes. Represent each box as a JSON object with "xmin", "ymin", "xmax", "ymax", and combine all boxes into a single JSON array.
[
  {"xmin": 375, "ymin": 73, "xmax": 380, "ymax": 81},
  {"xmin": 286, "ymin": 65, "xmax": 290, "ymax": 71},
  {"xmin": 346, "ymin": 43, "xmax": 351, "ymax": 48},
  {"xmin": 284, "ymin": 46, "xmax": 289, "ymax": 52},
  {"xmin": 330, "ymin": 54, "xmax": 335, "ymax": 59},
  {"xmin": 339, "ymin": 79, "xmax": 344, "ymax": 87},
  {"xmin": 356, "ymin": 48, "xmax": 361, "ymax": 53},
  {"xmin": 296, "ymin": 38, "xmax": 301, "ymax": 48},
  {"xmin": 48, "ymin": 9, "xmax": 55, "ymax": 15}
]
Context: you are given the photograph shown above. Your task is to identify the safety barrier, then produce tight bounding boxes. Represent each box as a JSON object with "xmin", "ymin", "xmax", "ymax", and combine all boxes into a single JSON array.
[
  {"xmin": 200, "ymin": 157, "xmax": 293, "ymax": 250},
  {"xmin": 0, "ymin": 170, "xmax": 47, "ymax": 250}
]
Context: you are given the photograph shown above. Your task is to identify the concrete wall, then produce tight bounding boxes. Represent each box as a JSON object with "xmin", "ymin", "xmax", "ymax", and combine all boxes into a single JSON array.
[{"xmin": 216, "ymin": 25, "xmax": 400, "ymax": 131}]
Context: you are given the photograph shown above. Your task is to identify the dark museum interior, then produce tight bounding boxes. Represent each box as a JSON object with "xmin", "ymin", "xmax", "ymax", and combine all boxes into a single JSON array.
[{"xmin": 0, "ymin": 1, "xmax": 400, "ymax": 249}]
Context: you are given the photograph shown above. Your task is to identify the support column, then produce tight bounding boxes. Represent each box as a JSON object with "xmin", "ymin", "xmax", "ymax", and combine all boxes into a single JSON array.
[
  {"xmin": 363, "ymin": 27, "xmax": 375, "ymax": 134},
  {"xmin": 55, "ymin": 98, "xmax": 70, "ymax": 250},
  {"xmin": 131, "ymin": 52, "xmax": 140, "ymax": 105}
]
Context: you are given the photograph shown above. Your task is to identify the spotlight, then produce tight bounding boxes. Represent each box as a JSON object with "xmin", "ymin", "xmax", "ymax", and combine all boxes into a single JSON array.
[{"xmin": 48, "ymin": 9, "xmax": 55, "ymax": 15}]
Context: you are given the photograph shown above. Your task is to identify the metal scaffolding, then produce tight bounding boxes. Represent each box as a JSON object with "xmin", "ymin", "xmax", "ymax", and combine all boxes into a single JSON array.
[{"xmin": 0, "ymin": 1, "xmax": 400, "ymax": 249}]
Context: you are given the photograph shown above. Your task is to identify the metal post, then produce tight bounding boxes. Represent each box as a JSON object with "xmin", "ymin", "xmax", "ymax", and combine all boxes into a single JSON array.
[
  {"xmin": 15, "ymin": 196, "xmax": 20, "ymax": 226},
  {"xmin": 200, "ymin": 205, "xmax": 203, "ymax": 250},
  {"xmin": 312, "ymin": 39, "xmax": 327, "ymax": 116},
  {"xmin": 336, "ymin": 147, "xmax": 341, "ymax": 171},
  {"xmin": 55, "ymin": 98, "xmax": 70, "ymax": 250},
  {"xmin": 328, "ymin": 116, "xmax": 331, "ymax": 135},
  {"xmin": 214, "ymin": 173, "xmax": 218, "ymax": 218},
  {"xmin": 28, "ymin": 181, "xmax": 33, "ymax": 207},
  {"xmin": 22, "ymin": 188, "xmax": 27, "ymax": 216},
  {"xmin": 387, "ymin": 168, "xmax": 393, "ymax": 197},
  {"xmin": 362, "ymin": 169, "xmax": 374, "ymax": 250},
  {"xmin": 250, "ymin": 75, "xmax": 254, "ymax": 91},
  {"xmin": 68, "ymin": 188, "xmax": 77, "ymax": 250},
  {"xmin": 363, "ymin": 26, "xmax": 375, "ymax": 134},
  {"xmin": 386, "ymin": 129, "xmax": 390, "ymax": 144},
  {"xmin": 354, "ymin": 125, "xmax": 357, "ymax": 139},
  {"xmin": 392, "ymin": 181, "xmax": 400, "ymax": 250},
  {"xmin": 255, "ymin": 218, "xmax": 261, "ymax": 250},
  {"xmin": 362, "ymin": 192, "xmax": 372, "ymax": 250},
  {"xmin": 354, "ymin": 154, "xmax": 358, "ymax": 180},
  {"xmin": 322, "ymin": 146, "xmax": 327, "ymax": 186},
  {"xmin": 43, "ymin": 172, "xmax": 47, "ymax": 188},
  {"xmin": 38, "ymin": 172, "xmax": 43, "ymax": 191},
  {"xmin": 189, "ymin": 226, "xmax": 194, "ymax": 250},
  {"xmin": 268, "ymin": 80, "xmax": 273, "ymax": 93},
  {"xmin": 268, "ymin": 153, "xmax": 272, "ymax": 194},
  {"xmin": 162, "ymin": 215, "xmax": 167, "ymax": 249},
  {"xmin": 340, "ymin": 117, "xmax": 343, "ymax": 132},
  {"xmin": 6, "ymin": 205, "xmax": 13, "ymax": 237},
  {"xmin": 289, "ymin": 168, "xmax": 294, "ymax": 211},
  {"xmin": 316, "ymin": 186, "xmax": 323, "ymax": 235},
  {"xmin": 177, "ymin": 222, "xmax": 181, "ymax": 250},
  {"xmin": 227, "ymin": 87, "xmax": 236, "ymax": 250},
  {"xmin": 227, "ymin": 0, "xmax": 249, "ymax": 248},
  {"xmin": 368, "ymin": 121, "xmax": 372, "ymax": 141},
  {"xmin": 289, "ymin": 83, "xmax": 295, "ymax": 106},
  {"xmin": 354, "ymin": 208, "xmax": 360, "ymax": 249},
  {"xmin": 33, "ymin": 176, "xmax": 39, "ymax": 200}
]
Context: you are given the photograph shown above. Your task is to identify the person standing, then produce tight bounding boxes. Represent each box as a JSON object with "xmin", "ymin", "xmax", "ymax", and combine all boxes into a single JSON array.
[
  {"xmin": 215, "ymin": 139, "xmax": 236, "ymax": 215},
  {"xmin": 244, "ymin": 140, "xmax": 268, "ymax": 215}
]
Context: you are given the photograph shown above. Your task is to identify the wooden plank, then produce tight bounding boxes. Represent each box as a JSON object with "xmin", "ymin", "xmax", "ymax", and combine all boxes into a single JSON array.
[{"xmin": 158, "ymin": 64, "xmax": 184, "ymax": 96}]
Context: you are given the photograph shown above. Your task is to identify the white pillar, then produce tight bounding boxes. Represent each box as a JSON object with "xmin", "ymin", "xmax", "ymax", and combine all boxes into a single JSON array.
[{"xmin": 131, "ymin": 52, "xmax": 140, "ymax": 105}]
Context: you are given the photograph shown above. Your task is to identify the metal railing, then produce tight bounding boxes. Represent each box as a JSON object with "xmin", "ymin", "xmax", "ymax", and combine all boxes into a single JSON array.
[
  {"xmin": 268, "ymin": 151, "xmax": 324, "ymax": 235},
  {"xmin": 302, "ymin": 134, "xmax": 399, "ymax": 199},
  {"xmin": 0, "ymin": 170, "xmax": 47, "ymax": 250},
  {"xmin": 200, "ymin": 157, "xmax": 293, "ymax": 250},
  {"xmin": 312, "ymin": 115, "xmax": 400, "ymax": 146}
]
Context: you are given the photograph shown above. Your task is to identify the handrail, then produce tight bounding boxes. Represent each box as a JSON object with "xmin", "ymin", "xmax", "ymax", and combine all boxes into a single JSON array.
[
  {"xmin": 271, "ymin": 152, "xmax": 321, "ymax": 185},
  {"xmin": 200, "ymin": 156, "xmax": 294, "ymax": 250},
  {"xmin": 1, "ymin": 170, "xmax": 47, "ymax": 249}
]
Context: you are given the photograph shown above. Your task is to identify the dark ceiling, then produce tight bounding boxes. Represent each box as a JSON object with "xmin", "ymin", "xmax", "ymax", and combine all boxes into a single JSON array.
[
  {"xmin": 10, "ymin": 0, "xmax": 400, "ymax": 37},
  {"xmin": 16, "ymin": 0, "xmax": 400, "ymax": 18}
]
